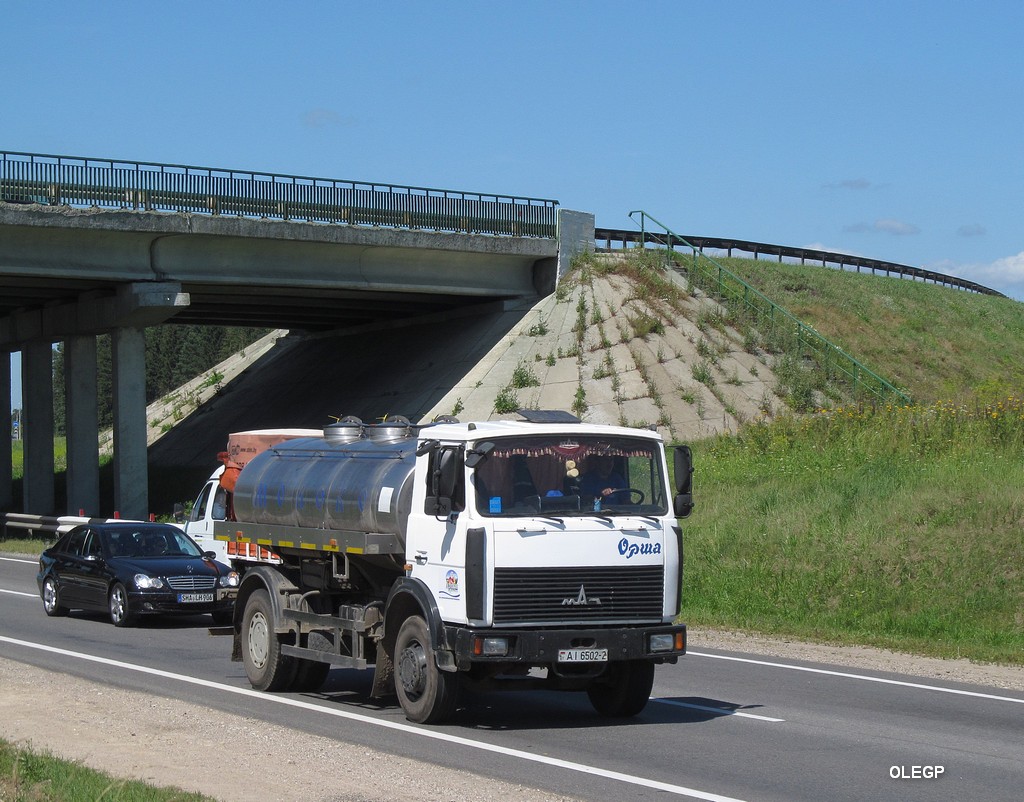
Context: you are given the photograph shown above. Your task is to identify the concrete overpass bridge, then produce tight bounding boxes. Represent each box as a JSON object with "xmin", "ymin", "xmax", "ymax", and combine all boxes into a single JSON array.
[{"xmin": 0, "ymin": 151, "xmax": 594, "ymax": 518}]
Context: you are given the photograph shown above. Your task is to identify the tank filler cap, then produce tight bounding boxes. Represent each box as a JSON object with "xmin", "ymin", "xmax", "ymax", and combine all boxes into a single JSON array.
[
  {"xmin": 368, "ymin": 414, "xmax": 414, "ymax": 441},
  {"xmin": 324, "ymin": 415, "xmax": 364, "ymax": 443}
]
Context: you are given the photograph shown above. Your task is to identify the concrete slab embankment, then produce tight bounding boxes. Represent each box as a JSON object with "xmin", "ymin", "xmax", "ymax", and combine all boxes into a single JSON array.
[{"xmin": 147, "ymin": 255, "xmax": 787, "ymax": 510}]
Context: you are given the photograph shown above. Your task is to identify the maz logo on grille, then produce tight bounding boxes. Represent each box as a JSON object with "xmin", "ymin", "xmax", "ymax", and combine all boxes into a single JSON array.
[{"xmin": 562, "ymin": 585, "xmax": 602, "ymax": 606}]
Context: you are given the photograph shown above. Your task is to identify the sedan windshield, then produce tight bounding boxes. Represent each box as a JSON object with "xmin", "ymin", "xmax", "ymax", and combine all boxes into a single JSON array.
[
  {"xmin": 471, "ymin": 434, "xmax": 667, "ymax": 517},
  {"xmin": 104, "ymin": 527, "xmax": 204, "ymax": 559}
]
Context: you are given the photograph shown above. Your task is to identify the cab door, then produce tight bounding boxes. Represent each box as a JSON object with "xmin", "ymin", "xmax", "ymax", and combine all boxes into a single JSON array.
[{"xmin": 185, "ymin": 475, "xmax": 229, "ymax": 561}]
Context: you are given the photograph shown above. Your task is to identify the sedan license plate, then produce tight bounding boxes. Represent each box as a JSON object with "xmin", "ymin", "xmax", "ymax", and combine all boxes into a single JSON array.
[
  {"xmin": 558, "ymin": 648, "xmax": 608, "ymax": 663},
  {"xmin": 177, "ymin": 592, "xmax": 214, "ymax": 603}
]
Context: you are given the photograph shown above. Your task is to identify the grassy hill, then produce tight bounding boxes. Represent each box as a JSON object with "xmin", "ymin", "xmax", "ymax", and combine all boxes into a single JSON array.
[
  {"xmin": 673, "ymin": 254, "xmax": 1024, "ymax": 664},
  {"xmin": 713, "ymin": 256, "xmax": 1024, "ymax": 402}
]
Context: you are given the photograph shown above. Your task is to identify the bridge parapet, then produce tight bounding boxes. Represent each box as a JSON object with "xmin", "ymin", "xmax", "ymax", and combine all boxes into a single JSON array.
[{"xmin": 0, "ymin": 150, "xmax": 559, "ymax": 238}]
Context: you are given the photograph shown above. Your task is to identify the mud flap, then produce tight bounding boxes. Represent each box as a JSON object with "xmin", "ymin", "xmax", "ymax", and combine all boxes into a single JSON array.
[{"xmin": 371, "ymin": 646, "xmax": 395, "ymax": 698}]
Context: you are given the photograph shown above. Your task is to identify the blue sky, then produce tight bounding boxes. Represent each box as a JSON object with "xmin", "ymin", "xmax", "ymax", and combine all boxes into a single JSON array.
[{"xmin": 5, "ymin": 0, "xmax": 1023, "ymax": 408}]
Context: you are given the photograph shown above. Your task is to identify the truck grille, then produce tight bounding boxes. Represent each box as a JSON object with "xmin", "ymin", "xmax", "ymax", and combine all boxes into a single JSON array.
[
  {"xmin": 165, "ymin": 576, "xmax": 217, "ymax": 591},
  {"xmin": 492, "ymin": 566, "xmax": 664, "ymax": 625}
]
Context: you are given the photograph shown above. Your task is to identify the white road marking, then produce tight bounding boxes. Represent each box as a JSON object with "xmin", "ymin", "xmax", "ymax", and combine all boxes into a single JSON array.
[
  {"xmin": 0, "ymin": 556, "xmax": 37, "ymax": 564},
  {"xmin": 0, "ymin": 588, "xmax": 37, "ymax": 598},
  {"xmin": 0, "ymin": 635, "xmax": 747, "ymax": 802},
  {"xmin": 689, "ymin": 651, "xmax": 1024, "ymax": 705},
  {"xmin": 652, "ymin": 698, "xmax": 784, "ymax": 722}
]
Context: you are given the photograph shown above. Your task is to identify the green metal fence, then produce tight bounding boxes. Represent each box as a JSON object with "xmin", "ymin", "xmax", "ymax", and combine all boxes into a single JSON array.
[
  {"xmin": 628, "ymin": 211, "xmax": 911, "ymax": 406},
  {"xmin": 0, "ymin": 151, "xmax": 559, "ymax": 238}
]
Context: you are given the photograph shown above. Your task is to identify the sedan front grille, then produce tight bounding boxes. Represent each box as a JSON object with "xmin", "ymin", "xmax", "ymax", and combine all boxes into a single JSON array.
[
  {"xmin": 165, "ymin": 575, "xmax": 217, "ymax": 591},
  {"xmin": 493, "ymin": 565, "xmax": 664, "ymax": 625}
]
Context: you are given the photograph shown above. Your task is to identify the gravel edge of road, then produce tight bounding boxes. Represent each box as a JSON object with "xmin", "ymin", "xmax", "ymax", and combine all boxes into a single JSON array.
[{"xmin": 2, "ymin": 630, "xmax": 1022, "ymax": 802}]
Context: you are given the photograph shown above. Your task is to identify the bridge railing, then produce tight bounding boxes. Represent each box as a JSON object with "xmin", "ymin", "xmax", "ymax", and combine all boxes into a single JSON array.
[
  {"xmin": 0, "ymin": 151, "xmax": 559, "ymax": 238},
  {"xmin": 595, "ymin": 226, "xmax": 1002, "ymax": 297},
  {"xmin": 625, "ymin": 211, "xmax": 912, "ymax": 406}
]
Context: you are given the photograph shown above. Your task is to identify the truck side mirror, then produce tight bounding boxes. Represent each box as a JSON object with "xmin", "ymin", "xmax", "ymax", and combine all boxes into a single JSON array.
[
  {"xmin": 425, "ymin": 448, "xmax": 459, "ymax": 517},
  {"xmin": 464, "ymin": 441, "xmax": 494, "ymax": 468},
  {"xmin": 672, "ymin": 445, "xmax": 694, "ymax": 518}
]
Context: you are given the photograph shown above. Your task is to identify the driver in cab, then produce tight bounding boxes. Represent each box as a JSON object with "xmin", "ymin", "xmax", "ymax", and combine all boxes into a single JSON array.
[{"xmin": 579, "ymin": 454, "xmax": 627, "ymax": 505}]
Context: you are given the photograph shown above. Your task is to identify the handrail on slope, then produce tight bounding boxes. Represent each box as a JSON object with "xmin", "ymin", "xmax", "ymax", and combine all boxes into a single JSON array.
[{"xmin": 627, "ymin": 211, "xmax": 911, "ymax": 406}]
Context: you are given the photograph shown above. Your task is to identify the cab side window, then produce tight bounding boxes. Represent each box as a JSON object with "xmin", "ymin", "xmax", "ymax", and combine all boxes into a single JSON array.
[{"xmin": 190, "ymin": 484, "xmax": 213, "ymax": 523}]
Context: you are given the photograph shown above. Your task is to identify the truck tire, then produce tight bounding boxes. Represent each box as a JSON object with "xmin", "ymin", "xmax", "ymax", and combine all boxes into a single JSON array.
[
  {"xmin": 242, "ymin": 589, "xmax": 297, "ymax": 692},
  {"xmin": 586, "ymin": 660, "xmax": 655, "ymax": 718},
  {"xmin": 394, "ymin": 615, "xmax": 458, "ymax": 724}
]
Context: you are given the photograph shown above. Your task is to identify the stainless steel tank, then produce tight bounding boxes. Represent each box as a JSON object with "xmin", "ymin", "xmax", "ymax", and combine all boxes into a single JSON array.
[{"xmin": 231, "ymin": 424, "xmax": 418, "ymax": 543}]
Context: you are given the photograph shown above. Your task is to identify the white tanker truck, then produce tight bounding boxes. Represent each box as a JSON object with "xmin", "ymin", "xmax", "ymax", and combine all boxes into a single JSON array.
[{"xmin": 185, "ymin": 411, "xmax": 693, "ymax": 723}]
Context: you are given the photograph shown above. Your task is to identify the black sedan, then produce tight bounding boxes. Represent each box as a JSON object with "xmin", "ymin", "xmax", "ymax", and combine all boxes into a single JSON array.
[{"xmin": 36, "ymin": 522, "xmax": 239, "ymax": 627}]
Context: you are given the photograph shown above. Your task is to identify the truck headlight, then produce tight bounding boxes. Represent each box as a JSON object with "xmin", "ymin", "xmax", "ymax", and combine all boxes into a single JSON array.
[
  {"xmin": 472, "ymin": 636, "xmax": 510, "ymax": 656},
  {"xmin": 649, "ymin": 633, "xmax": 677, "ymax": 653}
]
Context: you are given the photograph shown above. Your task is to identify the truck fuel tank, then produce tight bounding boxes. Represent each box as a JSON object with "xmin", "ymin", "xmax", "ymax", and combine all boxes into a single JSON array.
[{"xmin": 230, "ymin": 422, "xmax": 418, "ymax": 544}]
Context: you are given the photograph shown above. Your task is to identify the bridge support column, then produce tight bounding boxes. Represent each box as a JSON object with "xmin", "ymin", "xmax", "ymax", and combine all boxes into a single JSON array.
[
  {"xmin": 1, "ymin": 352, "xmax": 11, "ymax": 510},
  {"xmin": 65, "ymin": 335, "xmax": 100, "ymax": 516},
  {"xmin": 22, "ymin": 340, "xmax": 55, "ymax": 514},
  {"xmin": 112, "ymin": 327, "xmax": 148, "ymax": 519}
]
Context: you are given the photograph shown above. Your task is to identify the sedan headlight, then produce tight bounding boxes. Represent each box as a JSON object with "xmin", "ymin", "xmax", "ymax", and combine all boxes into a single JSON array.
[
  {"xmin": 218, "ymin": 571, "xmax": 240, "ymax": 588},
  {"xmin": 134, "ymin": 573, "xmax": 165, "ymax": 590}
]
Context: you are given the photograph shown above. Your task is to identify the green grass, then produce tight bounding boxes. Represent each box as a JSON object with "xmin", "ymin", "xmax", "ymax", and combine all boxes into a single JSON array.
[
  {"xmin": 681, "ymin": 398, "xmax": 1024, "ymax": 664},
  {"xmin": 0, "ymin": 737, "xmax": 214, "ymax": 801},
  {"xmin": 715, "ymin": 256, "xmax": 1024, "ymax": 403}
]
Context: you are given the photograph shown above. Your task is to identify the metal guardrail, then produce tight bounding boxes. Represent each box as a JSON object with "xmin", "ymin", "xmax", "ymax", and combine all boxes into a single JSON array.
[
  {"xmin": 622, "ymin": 211, "xmax": 912, "ymax": 406},
  {"xmin": 595, "ymin": 227, "xmax": 1003, "ymax": 297},
  {"xmin": 0, "ymin": 150, "xmax": 559, "ymax": 238},
  {"xmin": 2, "ymin": 512, "xmax": 138, "ymax": 541}
]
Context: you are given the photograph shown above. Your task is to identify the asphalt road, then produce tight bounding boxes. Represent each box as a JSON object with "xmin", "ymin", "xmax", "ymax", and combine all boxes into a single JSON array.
[{"xmin": 2, "ymin": 554, "xmax": 1022, "ymax": 802}]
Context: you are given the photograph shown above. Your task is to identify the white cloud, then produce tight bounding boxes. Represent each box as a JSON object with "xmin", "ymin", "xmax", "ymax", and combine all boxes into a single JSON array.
[
  {"xmin": 957, "ymin": 223, "xmax": 987, "ymax": 237},
  {"xmin": 822, "ymin": 179, "xmax": 880, "ymax": 190},
  {"xmin": 843, "ymin": 219, "xmax": 920, "ymax": 236},
  {"xmin": 301, "ymin": 109, "xmax": 357, "ymax": 129},
  {"xmin": 934, "ymin": 252, "xmax": 1024, "ymax": 301},
  {"xmin": 802, "ymin": 242, "xmax": 866, "ymax": 258},
  {"xmin": 875, "ymin": 219, "xmax": 920, "ymax": 236},
  {"xmin": 841, "ymin": 179, "xmax": 871, "ymax": 190}
]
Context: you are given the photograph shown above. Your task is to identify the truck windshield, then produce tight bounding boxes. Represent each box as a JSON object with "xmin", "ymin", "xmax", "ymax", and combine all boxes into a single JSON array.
[{"xmin": 470, "ymin": 434, "xmax": 667, "ymax": 517}]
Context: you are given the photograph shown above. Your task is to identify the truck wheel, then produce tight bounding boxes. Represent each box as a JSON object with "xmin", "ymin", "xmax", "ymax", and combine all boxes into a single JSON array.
[
  {"xmin": 242, "ymin": 589, "xmax": 296, "ymax": 691},
  {"xmin": 394, "ymin": 615, "xmax": 458, "ymax": 724},
  {"xmin": 586, "ymin": 660, "xmax": 655, "ymax": 717}
]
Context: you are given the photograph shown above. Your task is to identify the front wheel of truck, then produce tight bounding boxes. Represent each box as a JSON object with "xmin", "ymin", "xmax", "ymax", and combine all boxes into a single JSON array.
[
  {"xmin": 586, "ymin": 660, "xmax": 655, "ymax": 717},
  {"xmin": 394, "ymin": 615, "xmax": 458, "ymax": 724},
  {"xmin": 242, "ymin": 589, "xmax": 297, "ymax": 692}
]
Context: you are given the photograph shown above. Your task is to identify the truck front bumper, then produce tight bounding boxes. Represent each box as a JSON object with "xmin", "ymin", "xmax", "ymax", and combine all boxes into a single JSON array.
[{"xmin": 444, "ymin": 623, "xmax": 686, "ymax": 667}]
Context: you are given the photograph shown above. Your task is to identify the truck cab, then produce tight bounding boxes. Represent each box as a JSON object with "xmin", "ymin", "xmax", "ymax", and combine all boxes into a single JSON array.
[{"xmin": 185, "ymin": 466, "xmax": 229, "ymax": 562}]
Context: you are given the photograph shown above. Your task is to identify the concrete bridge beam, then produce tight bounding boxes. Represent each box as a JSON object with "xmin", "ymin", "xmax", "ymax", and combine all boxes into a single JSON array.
[{"xmin": 0, "ymin": 281, "xmax": 190, "ymax": 348}]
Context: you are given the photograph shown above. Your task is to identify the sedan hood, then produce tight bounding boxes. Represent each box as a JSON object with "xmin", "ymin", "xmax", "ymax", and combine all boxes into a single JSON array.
[{"xmin": 114, "ymin": 556, "xmax": 225, "ymax": 577}]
